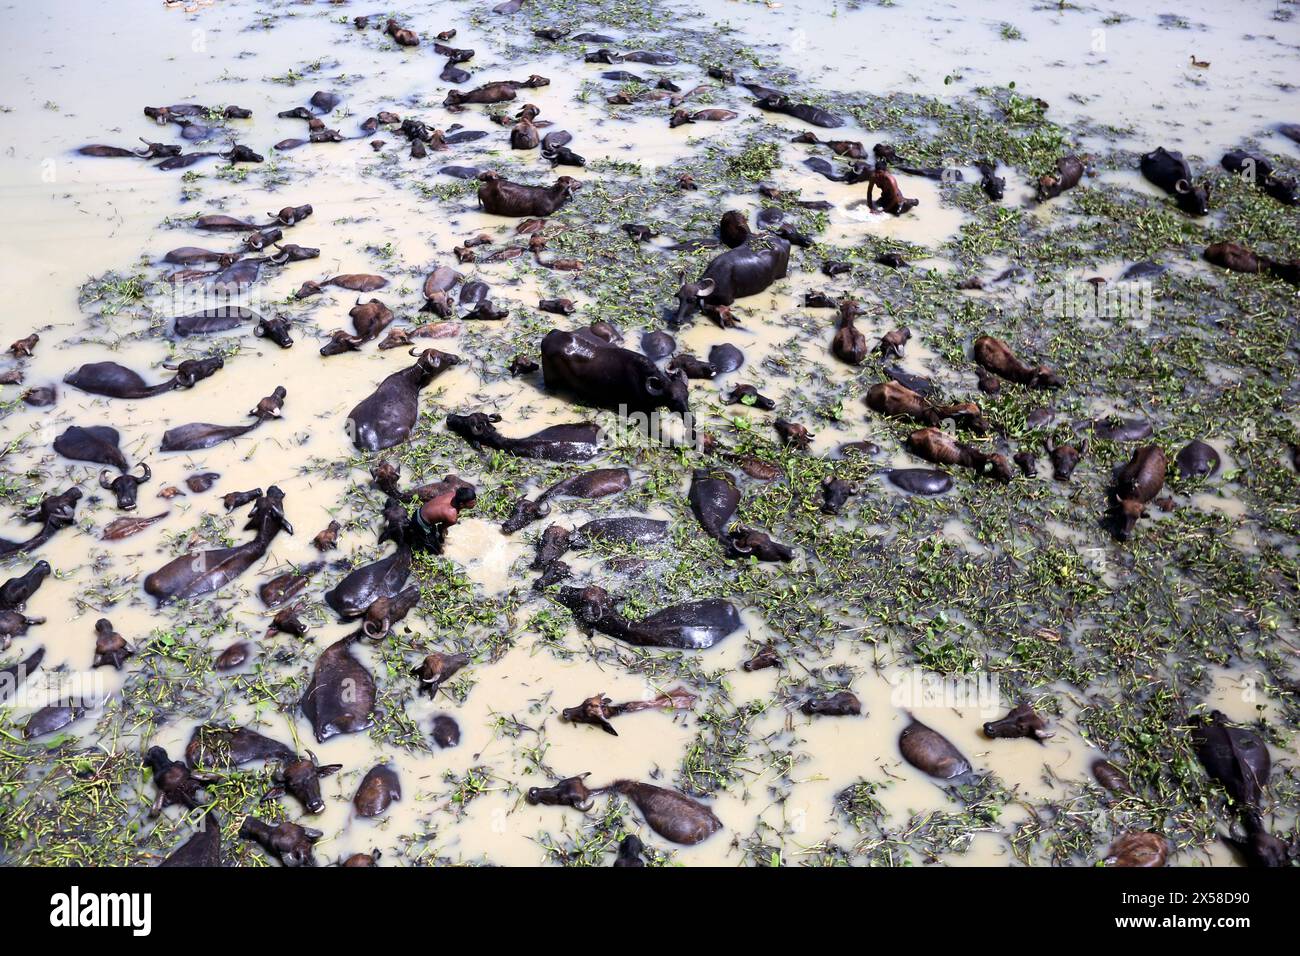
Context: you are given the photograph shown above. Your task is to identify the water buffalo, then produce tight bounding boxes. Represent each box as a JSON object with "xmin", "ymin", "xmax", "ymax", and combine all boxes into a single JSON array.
[
  {"xmin": 99, "ymin": 462, "xmax": 152, "ymax": 510},
  {"xmin": 1221, "ymin": 807, "xmax": 1293, "ymax": 868},
  {"xmin": 983, "ymin": 702, "xmax": 1054, "ymax": 741},
  {"xmin": 324, "ymin": 504, "xmax": 412, "ymax": 619},
  {"xmin": 446, "ymin": 412, "xmax": 602, "ymax": 461},
  {"xmin": 160, "ymin": 811, "xmax": 221, "ymax": 867},
  {"xmin": 0, "ymin": 488, "xmax": 81, "ymax": 558},
  {"xmin": 820, "ymin": 477, "xmax": 855, "ymax": 515},
  {"xmin": 1221, "ymin": 150, "xmax": 1297, "ymax": 206},
  {"xmin": 301, "ymin": 633, "xmax": 376, "ymax": 743},
  {"xmin": 975, "ymin": 159, "xmax": 1005, "ymax": 200},
  {"xmin": 973, "ymin": 336, "xmax": 1063, "ymax": 389},
  {"xmin": 561, "ymin": 687, "xmax": 696, "ymax": 736},
  {"xmin": 1045, "ymin": 435, "xmax": 1086, "ymax": 482},
  {"xmin": 526, "ymin": 773, "xmax": 595, "ymax": 810},
  {"xmin": 143, "ymin": 487, "xmax": 292, "ymax": 604},
  {"xmin": 689, "ymin": 468, "xmax": 739, "ymax": 547},
  {"xmin": 347, "ymin": 349, "xmax": 461, "ymax": 451},
  {"xmin": 543, "ymin": 328, "xmax": 690, "ymax": 419},
  {"xmin": 320, "ymin": 298, "xmax": 394, "ymax": 355},
  {"xmin": 477, "ymin": 171, "xmax": 579, "ymax": 217},
  {"xmin": 0, "ymin": 608, "xmax": 43, "ymax": 646},
  {"xmin": 421, "ymin": 266, "xmax": 462, "ymax": 316},
  {"xmin": 239, "ymin": 817, "xmax": 322, "ymax": 867},
  {"xmin": 614, "ymin": 835, "xmax": 645, "ymax": 867},
  {"xmin": 832, "ymin": 300, "xmax": 867, "ymax": 364},
  {"xmin": 596, "ymin": 780, "xmax": 721, "ymax": 845},
  {"xmin": 555, "ymin": 584, "xmax": 741, "ymax": 650},
  {"xmin": 155, "ymin": 382, "xmax": 282, "ymax": 451},
  {"xmin": 1140, "ymin": 147, "xmax": 1210, "ymax": 216},
  {"xmin": 264, "ymin": 753, "xmax": 342, "ymax": 813},
  {"xmin": 1190, "ymin": 709, "xmax": 1270, "ymax": 807},
  {"xmin": 1036, "ymin": 154, "xmax": 1085, "ymax": 201},
  {"xmin": 354, "ymin": 764, "xmax": 402, "ymax": 817},
  {"xmin": 532, "ymin": 517, "xmax": 669, "ymax": 568},
  {"xmin": 906, "ymin": 428, "xmax": 1013, "ymax": 482},
  {"xmin": 64, "ymin": 356, "xmax": 223, "ymax": 398},
  {"xmin": 673, "ymin": 232, "xmax": 791, "ymax": 327},
  {"xmin": 144, "ymin": 746, "xmax": 215, "ymax": 815},
  {"xmin": 0, "ymin": 646, "xmax": 44, "ymax": 704},
  {"xmin": 1091, "ymin": 416, "xmax": 1152, "ymax": 442},
  {"xmin": 184, "ymin": 724, "xmax": 295, "ymax": 768},
  {"xmin": 753, "ymin": 93, "xmax": 843, "ymax": 128},
  {"xmin": 92, "ymin": 617, "xmax": 134, "ymax": 669},
  {"xmin": 1108, "ymin": 444, "xmax": 1166, "ymax": 541},
  {"xmin": 1103, "ymin": 832, "xmax": 1168, "ymax": 868},
  {"xmin": 867, "ymin": 381, "xmax": 988, "ymax": 433},
  {"xmin": 411, "ymin": 650, "xmax": 470, "ymax": 698},
  {"xmin": 172, "ymin": 306, "xmax": 260, "ymax": 337},
  {"xmin": 0, "ymin": 561, "xmax": 51, "ymax": 611},
  {"xmin": 1175, "ymin": 439, "xmax": 1220, "ymax": 479},
  {"xmin": 501, "ymin": 467, "xmax": 630, "ymax": 533},
  {"xmin": 899, "ymin": 716, "xmax": 972, "ymax": 780},
  {"xmin": 801, "ymin": 691, "xmax": 862, "ymax": 716}
]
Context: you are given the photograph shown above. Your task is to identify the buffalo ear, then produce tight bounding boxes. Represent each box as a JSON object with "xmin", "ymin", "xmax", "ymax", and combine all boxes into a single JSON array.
[
  {"xmin": 262, "ymin": 786, "xmax": 285, "ymax": 803},
  {"xmin": 645, "ymin": 376, "xmax": 665, "ymax": 396},
  {"xmin": 696, "ymin": 278, "xmax": 716, "ymax": 297},
  {"xmin": 303, "ymin": 827, "xmax": 324, "ymax": 841},
  {"xmin": 318, "ymin": 763, "xmax": 343, "ymax": 778}
]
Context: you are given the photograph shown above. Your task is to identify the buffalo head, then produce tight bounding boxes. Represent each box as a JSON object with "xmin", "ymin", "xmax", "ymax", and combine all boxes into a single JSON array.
[
  {"xmin": 99, "ymin": 462, "xmax": 152, "ymax": 511},
  {"xmin": 1174, "ymin": 179, "xmax": 1210, "ymax": 216},
  {"xmin": 165, "ymin": 355, "xmax": 224, "ymax": 388},
  {"xmin": 446, "ymin": 411, "xmax": 501, "ymax": 447},
  {"xmin": 267, "ymin": 752, "xmax": 342, "ymax": 814},
  {"xmin": 672, "ymin": 276, "xmax": 716, "ymax": 326}
]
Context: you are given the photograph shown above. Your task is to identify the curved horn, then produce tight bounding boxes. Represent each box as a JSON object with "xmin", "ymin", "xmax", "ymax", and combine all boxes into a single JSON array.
[
  {"xmin": 99, "ymin": 470, "xmax": 116, "ymax": 490},
  {"xmin": 134, "ymin": 462, "xmax": 152, "ymax": 483}
]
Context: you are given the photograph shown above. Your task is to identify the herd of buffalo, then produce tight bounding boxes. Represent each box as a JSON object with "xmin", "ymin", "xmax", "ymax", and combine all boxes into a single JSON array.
[{"xmin": 1, "ymin": 7, "xmax": 1296, "ymax": 867}]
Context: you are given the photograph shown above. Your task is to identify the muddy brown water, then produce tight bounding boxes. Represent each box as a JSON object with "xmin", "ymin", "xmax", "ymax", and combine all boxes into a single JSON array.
[{"xmin": 0, "ymin": 0, "xmax": 1295, "ymax": 866}]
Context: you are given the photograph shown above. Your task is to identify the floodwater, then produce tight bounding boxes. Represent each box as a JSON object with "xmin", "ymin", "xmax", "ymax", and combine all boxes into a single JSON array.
[{"xmin": 0, "ymin": 0, "xmax": 1295, "ymax": 867}]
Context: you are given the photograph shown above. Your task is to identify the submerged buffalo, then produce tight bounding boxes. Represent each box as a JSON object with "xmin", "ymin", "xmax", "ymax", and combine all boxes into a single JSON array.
[
  {"xmin": 1108, "ymin": 444, "xmax": 1166, "ymax": 541},
  {"xmin": 239, "ymin": 817, "xmax": 322, "ymax": 867},
  {"xmin": 0, "ymin": 561, "xmax": 51, "ymax": 611},
  {"xmin": 347, "ymin": 349, "xmax": 460, "ymax": 451},
  {"xmin": 1190, "ymin": 710, "xmax": 1270, "ymax": 807},
  {"xmin": 53, "ymin": 425, "xmax": 129, "ymax": 471},
  {"xmin": 974, "ymin": 336, "xmax": 1063, "ymax": 389},
  {"xmin": 673, "ymin": 231, "xmax": 791, "ymax": 327},
  {"xmin": 1140, "ymin": 147, "xmax": 1210, "ymax": 216},
  {"xmin": 477, "ymin": 171, "xmax": 579, "ymax": 217},
  {"xmin": 501, "ymin": 467, "xmax": 630, "ymax": 533},
  {"xmin": 64, "ymin": 356, "xmax": 223, "ymax": 398},
  {"xmin": 185, "ymin": 724, "xmax": 295, "ymax": 768},
  {"xmin": 899, "ymin": 716, "xmax": 973, "ymax": 780},
  {"xmin": 161, "ymin": 386, "xmax": 286, "ymax": 452},
  {"xmin": 597, "ymin": 780, "xmax": 721, "ymax": 845},
  {"xmin": 447, "ymin": 412, "xmax": 601, "ymax": 461},
  {"xmin": 542, "ymin": 328, "xmax": 690, "ymax": 420},
  {"xmin": 301, "ymin": 634, "xmax": 377, "ymax": 743},
  {"xmin": 0, "ymin": 489, "xmax": 81, "ymax": 558},
  {"xmin": 143, "ymin": 487, "xmax": 292, "ymax": 604},
  {"xmin": 555, "ymin": 584, "xmax": 741, "ymax": 650}
]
